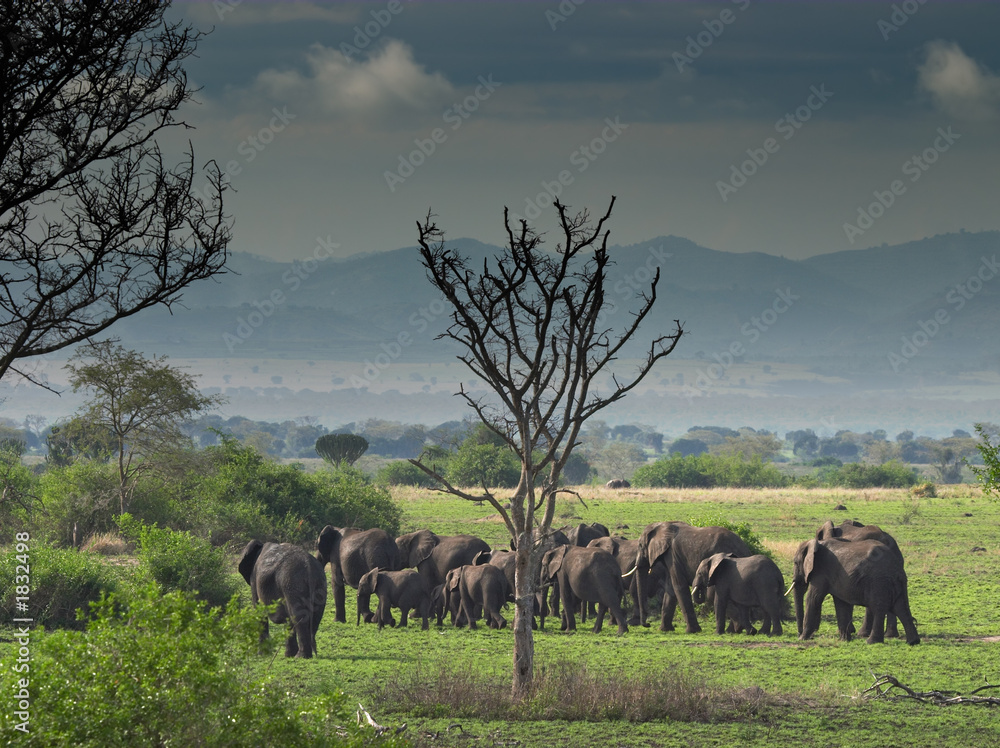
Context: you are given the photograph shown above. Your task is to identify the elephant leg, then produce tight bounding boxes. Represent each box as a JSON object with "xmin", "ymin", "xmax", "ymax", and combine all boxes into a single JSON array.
[
  {"xmin": 593, "ymin": 603, "xmax": 606, "ymax": 634},
  {"xmin": 886, "ymin": 612, "xmax": 900, "ymax": 638},
  {"xmin": 285, "ymin": 628, "xmax": 299, "ymax": 657},
  {"xmin": 865, "ymin": 607, "xmax": 887, "ymax": 644},
  {"xmin": 893, "ymin": 594, "xmax": 920, "ymax": 645},
  {"xmin": 399, "ymin": 607, "xmax": 410, "ymax": 628},
  {"xmin": 333, "ymin": 579, "xmax": 347, "ymax": 624},
  {"xmin": 659, "ymin": 591, "xmax": 677, "ymax": 632},
  {"xmin": 858, "ymin": 608, "xmax": 873, "ymax": 638},
  {"xmin": 833, "ymin": 597, "xmax": 854, "ymax": 641},
  {"xmin": 560, "ymin": 587, "xmax": 577, "ymax": 631},
  {"xmin": 713, "ymin": 593, "xmax": 728, "ymax": 635}
]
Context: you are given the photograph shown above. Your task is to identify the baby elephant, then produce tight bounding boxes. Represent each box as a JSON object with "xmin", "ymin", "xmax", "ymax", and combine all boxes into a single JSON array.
[
  {"xmin": 442, "ymin": 564, "xmax": 508, "ymax": 630},
  {"xmin": 692, "ymin": 552, "xmax": 784, "ymax": 636},
  {"xmin": 356, "ymin": 568, "xmax": 433, "ymax": 630}
]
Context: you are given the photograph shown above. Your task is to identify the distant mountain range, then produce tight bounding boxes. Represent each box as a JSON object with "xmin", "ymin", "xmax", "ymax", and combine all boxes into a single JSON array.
[{"xmin": 111, "ymin": 230, "xmax": 1000, "ymax": 378}]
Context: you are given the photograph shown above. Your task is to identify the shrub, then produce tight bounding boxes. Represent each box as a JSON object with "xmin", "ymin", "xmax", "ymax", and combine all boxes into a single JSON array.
[
  {"xmin": 446, "ymin": 442, "xmax": 521, "ymax": 489},
  {"xmin": 0, "ymin": 585, "xmax": 410, "ymax": 747},
  {"xmin": 910, "ymin": 481, "xmax": 937, "ymax": 498},
  {"xmin": 37, "ymin": 461, "xmax": 120, "ymax": 546},
  {"xmin": 0, "ymin": 544, "xmax": 121, "ymax": 629},
  {"xmin": 375, "ymin": 460, "xmax": 439, "ymax": 487},
  {"xmin": 191, "ymin": 436, "xmax": 403, "ymax": 544},
  {"xmin": 81, "ymin": 532, "xmax": 130, "ymax": 555},
  {"xmin": 117, "ymin": 514, "xmax": 238, "ymax": 609},
  {"xmin": 632, "ymin": 453, "xmax": 789, "ymax": 489},
  {"xmin": 687, "ymin": 514, "xmax": 773, "ymax": 560},
  {"xmin": 822, "ymin": 460, "xmax": 917, "ymax": 488}
]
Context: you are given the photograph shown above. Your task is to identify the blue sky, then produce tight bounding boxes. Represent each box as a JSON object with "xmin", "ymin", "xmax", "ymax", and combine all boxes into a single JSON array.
[{"xmin": 165, "ymin": 1, "xmax": 1000, "ymax": 261}]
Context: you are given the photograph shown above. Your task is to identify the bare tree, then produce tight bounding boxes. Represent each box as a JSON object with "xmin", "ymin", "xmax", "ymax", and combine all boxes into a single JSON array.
[
  {"xmin": 0, "ymin": 0, "xmax": 232, "ymax": 385},
  {"xmin": 410, "ymin": 196, "xmax": 683, "ymax": 697}
]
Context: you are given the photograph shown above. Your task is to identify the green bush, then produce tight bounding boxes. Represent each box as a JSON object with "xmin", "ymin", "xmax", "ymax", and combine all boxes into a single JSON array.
[
  {"xmin": 0, "ymin": 585, "xmax": 410, "ymax": 747},
  {"xmin": 191, "ymin": 436, "xmax": 402, "ymax": 544},
  {"xmin": 375, "ymin": 460, "xmax": 439, "ymax": 487},
  {"xmin": 0, "ymin": 442, "xmax": 38, "ymax": 543},
  {"xmin": 821, "ymin": 460, "xmax": 918, "ymax": 488},
  {"xmin": 632, "ymin": 453, "xmax": 789, "ymax": 489},
  {"xmin": 687, "ymin": 514, "xmax": 773, "ymax": 560},
  {"xmin": 0, "ymin": 544, "xmax": 122, "ymax": 629},
  {"xmin": 37, "ymin": 461, "xmax": 120, "ymax": 547},
  {"xmin": 116, "ymin": 514, "xmax": 238, "ymax": 608},
  {"xmin": 446, "ymin": 442, "xmax": 521, "ymax": 489}
]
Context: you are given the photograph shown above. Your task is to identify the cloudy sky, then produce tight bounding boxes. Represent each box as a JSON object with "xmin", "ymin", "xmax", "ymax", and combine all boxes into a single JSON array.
[{"xmin": 165, "ymin": 1, "xmax": 1000, "ymax": 262}]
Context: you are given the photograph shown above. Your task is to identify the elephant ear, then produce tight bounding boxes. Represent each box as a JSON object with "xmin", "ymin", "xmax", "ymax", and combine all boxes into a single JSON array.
[
  {"xmin": 547, "ymin": 546, "xmax": 568, "ymax": 577},
  {"xmin": 815, "ymin": 520, "xmax": 836, "ymax": 540},
  {"xmin": 644, "ymin": 522, "xmax": 678, "ymax": 566},
  {"xmin": 316, "ymin": 525, "xmax": 341, "ymax": 564},
  {"xmin": 707, "ymin": 552, "xmax": 732, "ymax": 584},
  {"xmin": 802, "ymin": 539, "xmax": 821, "ymax": 582},
  {"xmin": 445, "ymin": 568, "xmax": 462, "ymax": 592},
  {"xmin": 238, "ymin": 540, "xmax": 264, "ymax": 585},
  {"xmin": 359, "ymin": 567, "xmax": 379, "ymax": 593},
  {"xmin": 591, "ymin": 523, "xmax": 610, "ymax": 537},
  {"xmin": 399, "ymin": 530, "xmax": 439, "ymax": 568},
  {"xmin": 473, "ymin": 549, "xmax": 491, "ymax": 565}
]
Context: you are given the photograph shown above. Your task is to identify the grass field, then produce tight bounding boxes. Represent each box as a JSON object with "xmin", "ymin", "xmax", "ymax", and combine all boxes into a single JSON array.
[{"xmin": 261, "ymin": 484, "xmax": 1000, "ymax": 747}]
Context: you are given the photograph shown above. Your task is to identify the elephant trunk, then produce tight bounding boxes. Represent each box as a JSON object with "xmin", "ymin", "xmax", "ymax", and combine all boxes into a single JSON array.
[
  {"xmin": 692, "ymin": 584, "xmax": 706, "ymax": 605},
  {"xmin": 635, "ymin": 556, "xmax": 650, "ymax": 626}
]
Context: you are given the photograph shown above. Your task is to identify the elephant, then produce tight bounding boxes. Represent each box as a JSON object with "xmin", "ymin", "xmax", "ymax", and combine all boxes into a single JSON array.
[
  {"xmin": 589, "ymin": 535, "xmax": 667, "ymax": 626},
  {"xmin": 815, "ymin": 519, "xmax": 905, "ymax": 638},
  {"xmin": 792, "ymin": 537, "xmax": 920, "ymax": 645},
  {"xmin": 539, "ymin": 545, "xmax": 629, "ymax": 634},
  {"xmin": 605, "ymin": 479, "xmax": 630, "ymax": 489},
  {"xmin": 356, "ymin": 567, "xmax": 432, "ymax": 630},
  {"xmin": 441, "ymin": 563, "xmax": 508, "ymax": 629},
  {"xmin": 633, "ymin": 521, "xmax": 752, "ymax": 632},
  {"xmin": 315, "ymin": 526, "xmax": 401, "ymax": 624},
  {"xmin": 238, "ymin": 540, "xmax": 327, "ymax": 658},
  {"xmin": 396, "ymin": 529, "xmax": 491, "ymax": 591},
  {"xmin": 691, "ymin": 552, "xmax": 784, "ymax": 636},
  {"xmin": 565, "ymin": 522, "xmax": 611, "ymax": 547}
]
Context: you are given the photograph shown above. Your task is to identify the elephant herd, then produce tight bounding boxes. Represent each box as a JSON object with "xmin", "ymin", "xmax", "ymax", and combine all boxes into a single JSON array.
[{"xmin": 237, "ymin": 518, "xmax": 919, "ymax": 658}]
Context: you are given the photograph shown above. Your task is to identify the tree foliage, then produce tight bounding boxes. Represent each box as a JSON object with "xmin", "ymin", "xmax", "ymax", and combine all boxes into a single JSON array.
[
  {"xmin": 970, "ymin": 422, "xmax": 1000, "ymax": 500},
  {"xmin": 66, "ymin": 340, "xmax": 223, "ymax": 512},
  {"xmin": 315, "ymin": 433, "xmax": 369, "ymax": 466}
]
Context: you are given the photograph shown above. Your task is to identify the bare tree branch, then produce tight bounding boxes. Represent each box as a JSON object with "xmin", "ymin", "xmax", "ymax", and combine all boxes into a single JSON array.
[
  {"xmin": 0, "ymin": 0, "xmax": 232, "ymax": 382},
  {"xmin": 412, "ymin": 197, "xmax": 684, "ymax": 698}
]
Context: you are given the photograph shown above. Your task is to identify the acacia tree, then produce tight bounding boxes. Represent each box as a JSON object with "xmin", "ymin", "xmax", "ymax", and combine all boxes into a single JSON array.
[
  {"xmin": 0, "ymin": 0, "xmax": 231, "ymax": 385},
  {"xmin": 315, "ymin": 433, "xmax": 369, "ymax": 467},
  {"xmin": 970, "ymin": 423, "xmax": 1000, "ymax": 500},
  {"xmin": 66, "ymin": 340, "xmax": 224, "ymax": 513},
  {"xmin": 410, "ymin": 197, "xmax": 684, "ymax": 697}
]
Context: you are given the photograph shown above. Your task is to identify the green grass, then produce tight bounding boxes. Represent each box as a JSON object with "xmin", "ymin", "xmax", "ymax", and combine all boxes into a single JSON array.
[
  {"xmin": 6, "ymin": 484, "xmax": 998, "ymax": 746},
  {"xmin": 253, "ymin": 484, "xmax": 1000, "ymax": 746}
]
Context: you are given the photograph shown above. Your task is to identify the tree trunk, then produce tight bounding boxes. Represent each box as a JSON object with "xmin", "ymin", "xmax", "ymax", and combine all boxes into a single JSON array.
[{"xmin": 511, "ymin": 536, "xmax": 536, "ymax": 700}]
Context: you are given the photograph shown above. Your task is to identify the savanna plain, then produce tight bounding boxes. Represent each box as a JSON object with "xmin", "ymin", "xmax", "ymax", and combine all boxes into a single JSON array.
[{"xmin": 274, "ymin": 485, "xmax": 1000, "ymax": 748}]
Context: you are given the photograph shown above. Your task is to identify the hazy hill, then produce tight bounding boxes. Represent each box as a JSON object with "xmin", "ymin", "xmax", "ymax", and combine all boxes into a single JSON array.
[{"xmin": 110, "ymin": 230, "xmax": 1000, "ymax": 380}]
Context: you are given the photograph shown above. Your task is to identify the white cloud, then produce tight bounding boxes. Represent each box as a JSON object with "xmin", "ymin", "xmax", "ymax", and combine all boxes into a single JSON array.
[
  {"xmin": 249, "ymin": 40, "xmax": 455, "ymax": 123},
  {"xmin": 917, "ymin": 40, "xmax": 1000, "ymax": 120}
]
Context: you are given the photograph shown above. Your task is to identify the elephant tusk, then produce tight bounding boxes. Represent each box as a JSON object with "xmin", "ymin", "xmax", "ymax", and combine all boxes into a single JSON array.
[
  {"xmin": 622, "ymin": 564, "xmax": 637, "ymax": 578},
  {"xmin": 784, "ymin": 582, "xmax": 795, "ymax": 597}
]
